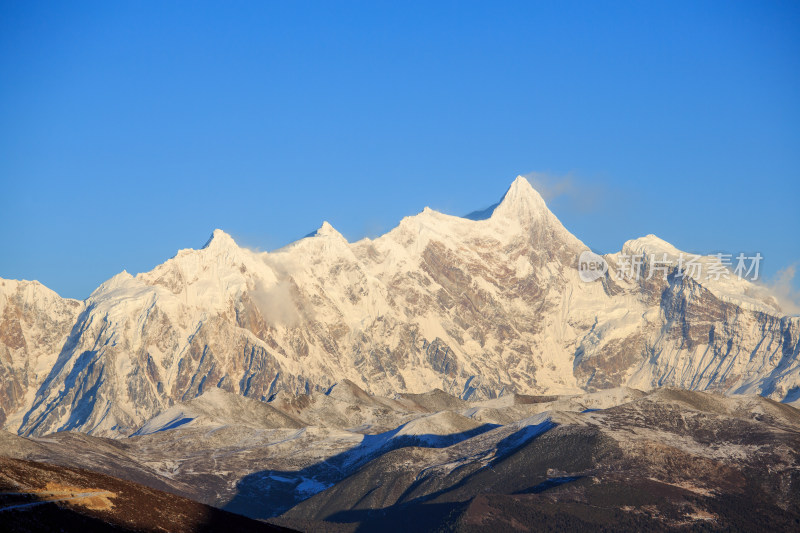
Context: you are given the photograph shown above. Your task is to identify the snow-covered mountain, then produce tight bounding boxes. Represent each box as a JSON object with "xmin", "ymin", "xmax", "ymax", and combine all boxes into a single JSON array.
[{"xmin": 1, "ymin": 176, "xmax": 798, "ymax": 436}]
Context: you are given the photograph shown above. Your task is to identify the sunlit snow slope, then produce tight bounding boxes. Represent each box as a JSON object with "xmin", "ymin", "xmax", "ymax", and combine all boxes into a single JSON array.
[{"xmin": 1, "ymin": 176, "xmax": 798, "ymax": 436}]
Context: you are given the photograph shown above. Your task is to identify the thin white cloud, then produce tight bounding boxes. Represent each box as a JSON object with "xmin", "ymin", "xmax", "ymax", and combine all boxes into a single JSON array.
[
  {"xmin": 758, "ymin": 264, "xmax": 800, "ymax": 315},
  {"xmin": 250, "ymin": 277, "xmax": 301, "ymax": 327},
  {"xmin": 522, "ymin": 171, "xmax": 607, "ymax": 213}
]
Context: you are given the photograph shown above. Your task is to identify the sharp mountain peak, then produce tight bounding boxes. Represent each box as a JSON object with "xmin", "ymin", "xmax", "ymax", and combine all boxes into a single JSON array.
[
  {"xmin": 196, "ymin": 176, "xmax": 557, "ymax": 258},
  {"xmin": 202, "ymin": 228, "xmax": 239, "ymax": 250},
  {"xmin": 311, "ymin": 221, "xmax": 346, "ymax": 240},
  {"xmin": 462, "ymin": 175, "xmax": 551, "ymax": 222},
  {"xmin": 491, "ymin": 175, "xmax": 550, "ymax": 220}
]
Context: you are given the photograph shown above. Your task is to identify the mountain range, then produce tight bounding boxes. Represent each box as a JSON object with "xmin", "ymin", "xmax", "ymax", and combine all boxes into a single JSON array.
[
  {"xmin": 1, "ymin": 176, "xmax": 798, "ymax": 438},
  {"xmin": 2, "ymin": 175, "xmax": 800, "ymax": 531}
]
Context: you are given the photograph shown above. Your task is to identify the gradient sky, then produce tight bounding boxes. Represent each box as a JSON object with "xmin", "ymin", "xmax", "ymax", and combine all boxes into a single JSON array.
[{"xmin": 1, "ymin": 1, "xmax": 799, "ymax": 300}]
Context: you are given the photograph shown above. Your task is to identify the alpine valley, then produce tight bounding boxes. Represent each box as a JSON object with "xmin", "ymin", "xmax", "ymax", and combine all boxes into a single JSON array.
[{"xmin": 1, "ymin": 176, "xmax": 799, "ymax": 531}]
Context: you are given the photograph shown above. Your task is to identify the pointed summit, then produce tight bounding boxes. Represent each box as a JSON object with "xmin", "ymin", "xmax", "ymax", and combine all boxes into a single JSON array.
[
  {"xmin": 310, "ymin": 221, "xmax": 347, "ymax": 241},
  {"xmin": 202, "ymin": 229, "xmax": 238, "ymax": 250},
  {"xmin": 490, "ymin": 175, "xmax": 550, "ymax": 222},
  {"xmin": 463, "ymin": 176, "xmax": 549, "ymax": 221}
]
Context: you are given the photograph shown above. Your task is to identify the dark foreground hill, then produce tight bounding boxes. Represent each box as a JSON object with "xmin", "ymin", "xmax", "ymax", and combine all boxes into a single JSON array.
[
  {"xmin": 0, "ymin": 456, "xmax": 293, "ymax": 533},
  {"xmin": 273, "ymin": 390, "xmax": 800, "ymax": 532},
  {"xmin": 1, "ymin": 386, "xmax": 799, "ymax": 531}
]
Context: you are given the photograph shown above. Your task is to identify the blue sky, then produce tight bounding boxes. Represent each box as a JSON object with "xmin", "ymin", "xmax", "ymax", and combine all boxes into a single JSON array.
[{"xmin": 1, "ymin": 1, "xmax": 798, "ymax": 300}]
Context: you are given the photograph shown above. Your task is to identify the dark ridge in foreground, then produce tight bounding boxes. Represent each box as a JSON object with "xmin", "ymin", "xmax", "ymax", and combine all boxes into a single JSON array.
[
  {"xmin": 1, "ymin": 387, "xmax": 799, "ymax": 532},
  {"xmin": 0, "ymin": 456, "xmax": 293, "ymax": 533}
]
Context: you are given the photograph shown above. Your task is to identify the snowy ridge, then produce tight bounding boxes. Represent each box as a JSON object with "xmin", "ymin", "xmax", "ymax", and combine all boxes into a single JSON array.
[
  {"xmin": 132, "ymin": 387, "xmax": 303, "ymax": 435},
  {"xmin": 0, "ymin": 175, "xmax": 798, "ymax": 437}
]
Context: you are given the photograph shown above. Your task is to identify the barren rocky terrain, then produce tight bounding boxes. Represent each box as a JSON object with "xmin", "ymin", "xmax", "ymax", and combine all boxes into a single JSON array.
[{"xmin": 1, "ymin": 384, "xmax": 798, "ymax": 531}]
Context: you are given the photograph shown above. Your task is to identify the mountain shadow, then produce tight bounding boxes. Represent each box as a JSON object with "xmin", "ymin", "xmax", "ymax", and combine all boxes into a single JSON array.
[{"xmin": 223, "ymin": 422, "xmax": 501, "ymax": 519}]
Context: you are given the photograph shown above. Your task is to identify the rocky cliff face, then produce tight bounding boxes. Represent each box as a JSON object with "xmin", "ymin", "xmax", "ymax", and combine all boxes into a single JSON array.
[
  {"xmin": 0, "ymin": 279, "xmax": 83, "ymax": 430},
  {"xmin": 1, "ymin": 176, "xmax": 798, "ymax": 437}
]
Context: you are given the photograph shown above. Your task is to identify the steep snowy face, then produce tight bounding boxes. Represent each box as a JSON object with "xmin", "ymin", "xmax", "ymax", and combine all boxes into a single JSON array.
[
  {"xmin": 1, "ymin": 175, "xmax": 799, "ymax": 437},
  {"xmin": 0, "ymin": 280, "xmax": 84, "ymax": 430},
  {"xmin": 16, "ymin": 229, "xmax": 297, "ymax": 437},
  {"xmin": 491, "ymin": 175, "xmax": 554, "ymax": 224}
]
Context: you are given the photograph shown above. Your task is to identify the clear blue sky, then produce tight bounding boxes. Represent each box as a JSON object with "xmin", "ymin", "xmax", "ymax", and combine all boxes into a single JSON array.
[{"xmin": 1, "ymin": 1, "xmax": 798, "ymax": 300}]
